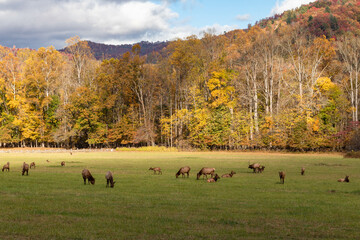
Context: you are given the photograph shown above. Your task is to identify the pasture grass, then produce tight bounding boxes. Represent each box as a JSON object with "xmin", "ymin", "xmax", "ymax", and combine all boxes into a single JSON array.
[{"xmin": 0, "ymin": 151, "xmax": 359, "ymax": 239}]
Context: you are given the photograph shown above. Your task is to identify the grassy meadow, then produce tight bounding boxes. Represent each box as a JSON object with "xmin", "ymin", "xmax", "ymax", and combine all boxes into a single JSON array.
[{"xmin": 0, "ymin": 151, "xmax": 359, "ymax": 239}]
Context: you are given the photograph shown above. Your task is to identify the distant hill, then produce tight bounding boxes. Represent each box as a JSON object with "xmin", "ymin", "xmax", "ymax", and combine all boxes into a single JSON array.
[
  {"xmin": 62, "ymin": 0, "xmax": 360, "ymax": 61},
  {"xmin": 254, "ymin": 0, "xmax": 360, "ymax": 38},
  {"xmin": 71, "ymin": 41, "xmax": 168, "ymax": 60}
]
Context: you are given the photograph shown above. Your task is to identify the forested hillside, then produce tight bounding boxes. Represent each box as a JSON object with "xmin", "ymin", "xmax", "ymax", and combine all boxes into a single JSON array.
[
  {"xmin": 0, "ymin": 0, "xmax": 359, "ymax": 150},
  {"xmin": 61, "ymin": 40, "xmax": 169, "ymax": 60}
]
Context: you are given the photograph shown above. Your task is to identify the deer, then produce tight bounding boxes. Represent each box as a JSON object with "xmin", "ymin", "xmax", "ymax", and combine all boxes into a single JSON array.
[
  {"xmin": 22, "ymin": 162, "xmax": 29, "ymax": 176},
  {"xmin": 30, "ymin": 162, "xmax": 36, "ymax": 169},
  {"xmin": 221, "ymin": 171, "xmax": 236, "ymax": 178},
  {"xmin": 338, "ymin": 176, "xmax": 349, "ymax": 182},
  {"xmin": 105, "ymin": 171, "xmax": 116, "ymax": 188},
  {"xmin": 279, "ymin": 171, "xmax": 285, "ymax": 184},
  {"xmin": 149, "ymin": 167, "xmax": 162, "ymax": 175},
  {"xmin": 248, "ymin": 163, "xmax": 261, "ymax": 173},
  {"xmin": 82, "ymin": 169, "xmax": 95, "ymax": 185},
  {"xmin": 207, "ymin": 174, "xmax": 220, "ymax": 183},
  {"xmin": 2, "ymin": 162, "xmax": 9, "ymax": 172},
  {"xmin": 61, "ymin": 161, "xmax": 65, "ymax": 167},
  {"xmin": 175, "ymin": 166, "xmax": 191, "ymax": 178},
  {"xmin": 257, "ymin": 166, "xmax": 265, "ymax": 173},
  {"xmin": 301, "ymin": 167, "xmax": 305, "ymax": 175},
  {"xmin": 197, "ymin": 168, "xmax": 215, "ymax": 180}
]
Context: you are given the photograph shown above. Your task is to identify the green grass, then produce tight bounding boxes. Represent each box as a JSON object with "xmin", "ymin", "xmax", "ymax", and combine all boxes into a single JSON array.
[{"xmin": 0, "ymin": 151, "xmax": 359, "ymax": 239}]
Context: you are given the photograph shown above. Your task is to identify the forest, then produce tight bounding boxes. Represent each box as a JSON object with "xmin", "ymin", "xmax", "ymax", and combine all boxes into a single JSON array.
[{"xmin": 0, "ymin": 0, "xmax": 359, "ymax": 151}]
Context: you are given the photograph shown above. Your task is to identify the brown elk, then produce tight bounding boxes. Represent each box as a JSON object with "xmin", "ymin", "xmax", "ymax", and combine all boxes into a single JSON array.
[
  {"xmin": 2, "ymin": 162, "xmax": 9, "ymax": 172},
  {"xmin": 30, "ymin": 162, "xmax": 36, "ymax": 169},
  {"xmin": 207, "ymin": 174, "xmax": 220, "ymax": 183},
  {"xmin": 279, "ymin": 171, "xmax": 285, "ymax": 184},
  {"xmin": 197, "ymin": 167, "xmax": 215, "ymax": 180},
  {"xmin": 149, "ymin": 167, "xmax": 162, "ymax": 175},
  {"xmin": 61, "ymin": 161, "xmax": 65, "ymax": 167},
  {"xmin": 248, "ymin": 163, "xmax": 261, "ymax": 173},
  {"xmin": 338, "ymin": 176, "xmax": 349, "ymax": 182},
  {"xmin": 82, "ymin": 169, "xmax": 95, "ymax": 185},
  {"xmin": 22, "ymin": 162, "xmax": 29, "ymax": 176},
  {"xmin": 257, "ymin": 166, "xmax": 265, "ymax": 173},
  {"xmin": 301, "ymin": 167, "xmax": 305, "ymax": 175},
  {"xmin": 221, "ymin": 171, "xmax": 236, "ymax": 178},
  {"xmin": 105, "ymin": 171, "xmax": 116, "ymax": 188},
  {"xmin": 46, "ymin": 160, "xmax": 50, "ymax": 163},
  {"xmin": 176, "ymin": 166, "xmax": 191, "ymax": 178}
]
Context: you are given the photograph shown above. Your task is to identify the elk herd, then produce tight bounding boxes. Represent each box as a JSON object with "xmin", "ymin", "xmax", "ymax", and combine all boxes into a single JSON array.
[{"xmin": 1, "ymin": 159, "xmax": 351, "ymax": 187}]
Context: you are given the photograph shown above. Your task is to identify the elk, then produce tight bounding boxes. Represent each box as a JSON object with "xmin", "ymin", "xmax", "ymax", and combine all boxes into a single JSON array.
[
  {"xmin": 82, "ymin": 169, "xmax": 95, "ymax": 185},
  {"xmin": 105, "ymin": 171, "xmax": 116, "ymax": 188},
  {"xmin": 61, "ymin": 161, "xmax": 65, "ymax": 167},
  {"xmin": 338, "ymin": 176, "xmax": 349, "ymax": 182},
  {"xmin": 301, "ymin": 167, "xmax": 305, "ymax": 175},
  {"xmin": 248, "ymin": 163, "xmax": 261, "ymax": 173},
  {"xmin": 175, "ymin": 166, "xmax": 191, "ymax": 178},
  {"xmin": 2, "ymin": 162, "xmax": 9, "ymax": 172},
  {"xmin": 221, "ymin": 171, "xmax": 236, "ymax": 178},
  {"xmin": 257, "ymin": 166, "xmax": 265, "ymax": 173},
  {"xmin": 22, "ymin": 162, "xmax": 29, "ymax": 176},
  {"xmin": 149, "ymin": 167, "xmax": 162, "ymax": 175},
  {"xmin": 30, "ymin": 162, "xmax": 36, "ymax": 169},
  {"xmin": 207, "ymin": 174, "xmax": 220, "ymax": 183},
  {"xmin": 46, "ymin": 160, "xmax": 50, "ymax": 163},
  {"xmin": 279, "ymin": 171, "xmax": 285, "ymax": 184},
  {"xmin": 197, "ymin": 167, "xmax": 215, "ymax": 180}
]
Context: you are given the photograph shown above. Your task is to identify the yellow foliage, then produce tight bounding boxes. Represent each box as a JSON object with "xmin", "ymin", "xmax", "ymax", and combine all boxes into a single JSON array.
[{"xmin": 315, "ymin": 77, "xmax": 336, "ymax": 93}]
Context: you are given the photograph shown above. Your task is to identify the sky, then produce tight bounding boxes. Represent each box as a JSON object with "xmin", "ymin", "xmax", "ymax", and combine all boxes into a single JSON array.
[{"xmin": 0, "ymin": 0, "xmax": 315, "ymax": 49}]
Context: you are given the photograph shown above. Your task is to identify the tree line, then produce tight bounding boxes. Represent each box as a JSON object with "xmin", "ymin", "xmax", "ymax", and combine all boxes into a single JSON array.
[{"xmin": 0, "ymin": 26, "xmax": 359, "ymax": 151}]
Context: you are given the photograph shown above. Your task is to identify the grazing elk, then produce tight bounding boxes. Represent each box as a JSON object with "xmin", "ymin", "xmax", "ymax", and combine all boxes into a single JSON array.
[
  {"xmin": 338, "ymin": 176, "xmax": 349, "ymax": 182},
  {"xmin": 46, "ymin": 160, "xmax": 50, "ymax": 163},
  {"xmin": 197, "ymin": 167, "xmax": 215, "ymax": 180},
  {"xmin": 149, "ymin": 167, "xmax": 162, "ymax": 175},
  {"xmin": 176, "ymin": 166, "xmax": 191, "ymax": 178},
  {"xmin": 61, "ymin": 161, "xmax": 65, "ymax": 167},
  {"xmin": 30, "ymin": 162, "xmax": 36, "ymax": 169},
  {"xmin": 279, "ymin": 171, "xmax": 285, "ymax": 184},
  {"xmin": 301, "ymin": 167, "xmax": 305, "ymax": 175},
  {"xmin": 105, "ymin": 171, "xmax": 116, "ymax": 188},
  {"xmin": 2, "ymin": 162, "xmax": 10, "ymax": 172},
  {"xmin": 257, "ymin": 166, "xmax": 265, "ymax": 173},
  {"xmin": 22, "ymin": 162, "xmax": 29, "ymax": 176},
  {"xmin": 207, "ymin": 174, "xmax": 220, "ymax": 183},
  {"xmin": 248, "ymin": 163, "xmax": 261, "ymax": 173},
  {"xmin": 82, "ymin": 169, "xmax": 95, "ymax": 185},
  {"xmin": 221, "ymin": 171, "xmax": 236, "ymax": 178}
]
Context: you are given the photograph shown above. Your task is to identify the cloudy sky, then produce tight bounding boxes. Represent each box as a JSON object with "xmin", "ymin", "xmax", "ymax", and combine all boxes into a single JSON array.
[{"xmin": 0, "ymin": 0, "xmax": 315, "ymax": 49}]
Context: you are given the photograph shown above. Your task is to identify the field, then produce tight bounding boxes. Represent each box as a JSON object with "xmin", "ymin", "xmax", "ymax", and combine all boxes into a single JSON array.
[{"xmin": 0, "ymin": 151, "xmax": 359, "ymax": 239}]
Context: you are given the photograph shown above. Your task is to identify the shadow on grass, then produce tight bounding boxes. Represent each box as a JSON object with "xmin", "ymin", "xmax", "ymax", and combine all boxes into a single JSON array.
[{"xmin": 315, "ymin": 163, "xmax": 348, "ymax": 167}]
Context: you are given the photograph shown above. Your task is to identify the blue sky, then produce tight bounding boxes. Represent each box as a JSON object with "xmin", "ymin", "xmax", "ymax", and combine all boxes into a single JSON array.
[
  {"xmin": 168, "ymin": 0, "xmax": 277, "ymax": 28},
  {"xmin": 0, "ymin": 0, "xmax": 314, "ymax": 49}
]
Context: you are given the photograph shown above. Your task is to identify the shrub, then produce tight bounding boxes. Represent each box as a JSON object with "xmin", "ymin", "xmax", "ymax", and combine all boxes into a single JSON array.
[{"xmin": 344, "ymin": 151, "xmax": 360, "ymax": 159}]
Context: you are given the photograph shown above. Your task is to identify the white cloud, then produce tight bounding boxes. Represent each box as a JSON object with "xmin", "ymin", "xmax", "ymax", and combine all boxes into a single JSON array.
[
  {"xmin": 0, "ymin": 0, "xmax": 217, "ymax": 49},
  {"xmin": 271, "ymin": 0, "xmax": 316, "ymax": 15},
  {"xmin": 236, "ymin": 14, "xmax": 251, "ymax": 21}
]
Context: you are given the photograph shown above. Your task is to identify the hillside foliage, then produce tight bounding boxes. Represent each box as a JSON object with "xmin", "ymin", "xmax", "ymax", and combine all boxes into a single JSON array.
[{"xmin": 0, "ymin": 0, "xmax": 359, "ymax": 150}]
